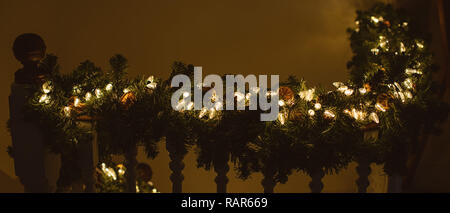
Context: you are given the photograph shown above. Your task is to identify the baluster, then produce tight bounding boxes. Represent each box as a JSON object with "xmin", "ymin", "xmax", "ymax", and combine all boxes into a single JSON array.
[
  {"xmin": 75, "ymin": 118, "xmax": 98, "ymax": 192},
  {"xmin": 356, "ymin": 158, "xmax": 371, "ymax": 193},
  {"xmin": 125, "ymin": 143, "xmax": 138, "ymax": 193},
  {"xmin": 214, "ymin": 153, "xmax": 229, "ymax": 193},
  {"xmin": 166, "ymin": 136, "xmax": 187, "ymax": 193},
  {"xmin": 309, "ymin": 168, "xmax": 325, "ymax": 193},
  {"xmin": 261, "ymin": 165, "xmax": 276, "ymax": 193}
]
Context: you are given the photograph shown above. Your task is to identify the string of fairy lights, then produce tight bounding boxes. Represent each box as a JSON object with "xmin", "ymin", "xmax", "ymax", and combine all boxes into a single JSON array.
[{"xmin": 23, "ymin": 3, "xmax": 447, "ymax": 190}]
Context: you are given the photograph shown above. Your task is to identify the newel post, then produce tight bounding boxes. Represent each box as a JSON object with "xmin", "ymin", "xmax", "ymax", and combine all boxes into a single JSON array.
[
  {"xmin": 9, "ymin": 33, "xmax": 59, "ymax": 192},
  {"xmin": 166, "ymin": 135, "xmax": 187, "ymax": 193}
]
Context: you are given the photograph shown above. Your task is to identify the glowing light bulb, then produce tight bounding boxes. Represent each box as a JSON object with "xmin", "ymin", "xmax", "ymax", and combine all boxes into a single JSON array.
[
  {"xmin": 324, "ymin": 110, "xmax": 335, "ymax": 118},
  {"xmin": 403, "ymin": 78, "xmax": 413, "ymax": 89},
  {"xmin": 147, "ymin": 76, "xmax": 154, "ymax": 83},
  {"xmin": 369, "ymin": 112, "xmax": 379, "ymax": 124},
  {"xmin": 186, "ymin": 102, "xmax": 194, "ymax": 111},
  {"xmin": 359, "ymin": 88, "xmax": 367, "ymax": 95},
  {"xmin": 95, "ymin": 89, "xmax": 102, "ymax": 98},
  {"xmin": 405, "ymin": 68, "xmax": 422, "ymax": 75},
  {"xmin": 371, "ymin": 48, "xmax": 380, "ymax": 55},
  {"xmin": 371, "ymin": 16, "xmax": 380, "ymax": 23},
  {"xmin": 39, "ymin": 94, "xmax": 48, "ymax": 103},
  {"xmin": 42, "ymin": 81, "xmax": 52, "ymax": 94},
  {"xmin": 277, "ymin": 112, "xmax": 286, "ymax": 125},
  {"xmin": 400, "ymin": 42, "xmax": 406, "ymax": 53},
  {"xmin": 416, "ymin": 42, "xmax": 424, "ymax": 49},
  {"xmin": 337, "ymin": 85, "xmax": 348, "ymax": 93},
  {"xmin": 74, "ymin": 97, "xmax": 80, "ymax": 107},
  {"xmin": 105, "ymin": 83, "xmax": 113, "ymax": 91},
  {"xmin": 85, "ymin": 92, "xmax": 92, "ymax": 101},
  {"xmin": 278, "ymin": 100, "xmax": 285, "ymax": 107},
  {"xmin": 308, "ymin": 109, "xmax": 315, "ymax": 117},
  {"xmin": 183, "ymin": 91, "xmax": 190, "ymax": 98},
  {"xmin": 344, "ymin": 89, "xmax": 354, "ymax": 96},
  {"xmin": 405, "ymin": 91, "xmax": 413, "ymax": 99},
  {"xmin": 314, "ymin": 103, "xmax": 321, "ymax": 110},
  {"xmin": 375, "ymin": 103, "xmax": 386, "ymax": 112},
  {"xmin": 299, "ymin": 88, "xmax": 315, "ymax": 101},
  {"xmin": 63, "ymin": 106, "xmax": 71, "ymax": 117},
  {"xmin": 199, "ymin": 107, "xmax": 208, "ymax": 118},
  {"xmin": 123, "ymin": 88, "xmax": 130, "ymax": 94},
  {"xmin": 209, "ymin": 108, "xmax": 216, "ymax": 119},
  {"xmin": 147, "ymin": 82, "xmax": 157, "ymax": 89}
]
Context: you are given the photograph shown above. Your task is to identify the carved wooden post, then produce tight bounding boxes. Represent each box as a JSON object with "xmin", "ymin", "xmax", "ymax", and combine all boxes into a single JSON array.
[
  {"xmin": 75, "ymin": 118, "xmax": 98, "ymax": 192},
  {"xmin": 309, "ymin": 168, "xmax": 325, "ymax": 193},
  {"xmin": 9, "ymin": 33, "xmax": 53, "ymax": 192},
  {"xmin": 125, "ymin": 142, "xmax": 138, "ymax": 193},
  {"xmin": 356, "ymin": 127, "xmax": 378, "ymax": 192},
  {"xmin": 214, "ymin": 153, "xmax": 229, "ymax": 193},
  {"xmin": 261, "ymin": 165, "xmax": 276, "ymax": 193},
  {"xmin": 166, "ymin": 135, "xmax": 187, "ymax": 193},
  {"xmin": 356, "ymin": 158, "xmax": 371, "ymax": 193}
]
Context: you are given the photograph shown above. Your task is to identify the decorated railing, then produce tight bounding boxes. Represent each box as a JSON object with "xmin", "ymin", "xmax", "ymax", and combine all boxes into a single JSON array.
[{"xmin": 8, "ymin": 4, "xmax": 448, "ymax": 193}]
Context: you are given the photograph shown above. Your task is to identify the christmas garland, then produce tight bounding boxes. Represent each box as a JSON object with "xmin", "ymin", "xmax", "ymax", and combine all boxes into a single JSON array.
[{"xmin": 17, "ymin": 3, "xmax": 448, "ymax": 191}]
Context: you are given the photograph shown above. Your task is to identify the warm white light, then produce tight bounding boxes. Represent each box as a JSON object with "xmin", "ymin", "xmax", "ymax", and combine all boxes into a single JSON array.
[
  {"xmin": 105, "ymin": 83, "xmax": 113, "ymax": 91},
  {"xmin": 375, "ymin": 103, "xmax": 386, "ymax": 112},
  {"xmin": 85, "ymin": 92, "xmax": 92, "ymax": 101},
  {"xmin": 278, "ymin": 100, "xmax": 285, "ymax": 107},
  {"xmin": 147, "ymin": 82, "xmax": 157, "ymax": 89},
  {"xmin": 39, "ymin": 94, "xmax": 48, "ymax": 103},
  {"xmin": 403, "ymin": 78, "xmax": 413, "ymax": 89},
  {"xmin": 199, "ymin": 107, "xmax": 208, "ymax": 118},
  {"xmin": 147, "ymin": 76, "xmax": 155, "ymax": 83},
  {"xmin": 416, "ymin": 42, "xmax": 424, "ymax": 49},
  {"xmin": 308, "ymin": 109, "xmax": 315, "ymax": 116},
  {"xmin": 371, "ymin": 48, "xmax": 380, "ymax": 55},
  {"xmin": 344, "ymin": 89, "xmax": 354, "ymax": 96},
  {"xmin": 405, "ymin": 68, "xmax": 422, "ymax": 75},
  {"xmin": 42, "ymin": 81, "xmax": 52, "ymax": 94},
  {"xmin": 337, "ymin": 85, "xmax": 348, "ymax": 93},
  {"xmin": 209, "ymin": 108, "xmax": 216, "ymax": 119},
  {"xmin": 95, "ymin": 89, "xmax": 102, "ymax": 98},
  {"xmin": 359, "ymin": 88, "xmax": 367, "ymax": 95},
  {"xmin": 314, "ymin": 103, "xmax": 321, "ymax": 110},
  {"xmin": 183, "ymin": 91, "xmax": 190, "ymax": 98},
  {"xmin": 299, "ymin": 88, "xmax": 315, "ymax": 101},
  {"xmin": 186, "ymin": 102, "xmax": 194, "ymax": 111},
  {"xmin": 369, "ymin": 112, "xmax": 379, "ymax": 124},
  {"xmin": 371, "ymin": 16, "xmax": 380, "ymax": 23},
  {"xmin": 277, "ymin": 112, "xmax": 286, "ymax": 125},
  {"xmin": 324, "ymin": 110, "xmax": 335, "ymax": 118},
  {"xmin": 63, "ymin": 106, "xmax": 71, "ymax": 117},
  {"xmin": 400, "ymin": 42, "xmax": 406, "ymax": 53},
  {"xmin": 74, "ymin": 97, "xmax": 80, "ymax": 107},
  {"xmin": 123, "ymin": 88, "xmax": 130, "ymax": 94}
]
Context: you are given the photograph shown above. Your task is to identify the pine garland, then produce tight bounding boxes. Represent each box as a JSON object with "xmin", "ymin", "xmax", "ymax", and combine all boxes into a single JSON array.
[{"xmin": 17, "ymin": 3, "xmax": 448, "ymax": 190}]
